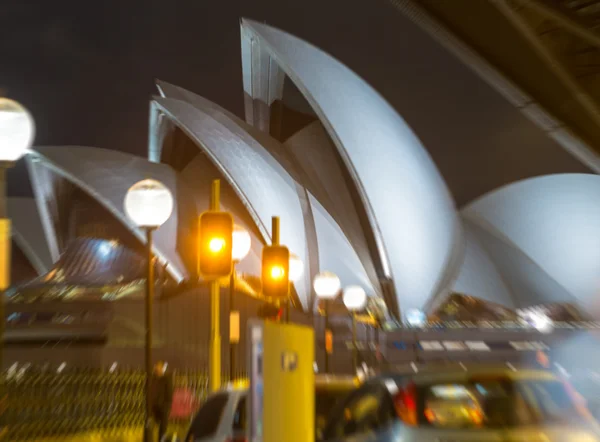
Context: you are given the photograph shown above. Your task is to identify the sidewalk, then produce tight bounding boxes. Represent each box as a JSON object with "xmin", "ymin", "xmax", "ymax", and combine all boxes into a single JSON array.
[
  {"xmin": 15, "ymin": 427, "xmax": 142, "ymax": 442},
  {"xmin": 11, "ymin": 424, "xmax": 187, "ymax": 442}
]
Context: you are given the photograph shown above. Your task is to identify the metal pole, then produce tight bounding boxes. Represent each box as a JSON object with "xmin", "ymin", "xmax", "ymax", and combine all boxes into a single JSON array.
[
  {"xmin": 285, "ymin": 298, "xmax": 290, "ymax": 323},
  {"xmin": 144, "ymin": 227, "xmax": 155, "ymax": 442},
  {"xmin": 271, "ymin": 216, "xmax": 280, "ymax": 245},
  {"xmin": 209, "ymin": 180, "xmax": 221, "ymax": 392},
  {"xmin": 0, "ymin": 164, "xmax": 9, "ymax": 424},
  {"xmin": 229, "ymin": 262, "xmax": 236, "ymax": 381},
  {"xmin": 352, "ymin": 312, "xmax": 357, "ymax": 373},
  {"xmin": 324, "ymin": 300, "xmax": 330, "ymax": 374}
]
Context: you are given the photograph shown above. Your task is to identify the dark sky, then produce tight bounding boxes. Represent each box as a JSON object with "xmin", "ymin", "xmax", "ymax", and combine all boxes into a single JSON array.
[{"xmin": 1, "ymin": 0, "xmax": 403, "ymax": 195}]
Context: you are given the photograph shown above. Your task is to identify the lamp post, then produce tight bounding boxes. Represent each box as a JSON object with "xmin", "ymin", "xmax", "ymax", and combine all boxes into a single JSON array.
[
  {"xmin": 314, "ymin": 271, "xmax": 341, "ymax": 374},
  {"xmin": 287, "ymin": 253, "xmax": 304, "ymax": 322},
  {"xmin": 0, "ymin": 98, "xmax": 34, "ymax": 372},
  {"xmin": 229, "ymin": 224, "xmax": 251, "ymax": 381},
  {"xmin": 124, "ymin": 179, "xmax": 173, "ymax": 442},
  {"xmin": 343, "ymin": 285, "xmax": 367, "ymax": 373},
  {"xmin": 406, "ymin": 308, "xmax": 426, "ymax": 365}
]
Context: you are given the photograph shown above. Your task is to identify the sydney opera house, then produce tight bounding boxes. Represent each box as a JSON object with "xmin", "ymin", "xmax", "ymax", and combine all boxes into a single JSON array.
[{"xmin": 5, "ymin": 17, "xmax": 600, "ymax": 371}]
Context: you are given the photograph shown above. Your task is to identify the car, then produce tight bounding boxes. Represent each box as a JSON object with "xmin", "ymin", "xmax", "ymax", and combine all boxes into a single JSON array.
[
  {"xmin": 177, "ymin": 375, "xmax": 359, "ymax": 442},
  {"xmin": 322, "ymin": 368, "xmax": 600, "ymax": 441}
]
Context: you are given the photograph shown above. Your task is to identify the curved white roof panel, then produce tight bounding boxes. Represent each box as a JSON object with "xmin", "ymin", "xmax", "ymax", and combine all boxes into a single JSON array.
[
  {"xmin": 151, "ymin": 97, "xmax": 311, "ymax": 306},
  {"xmin": 283, "ymin": 122, "xmax": 382, "ymax": 300},
  {"xmin": 241, "ymin": 19, "xmax": 461, "ymax": 313},
  {"xmin": 8, "ymin": 197, "xmax": 52, "ymax": 275},
  {"xmin": 461, "ymin": 174, "xmax": 600, "ymax": 312},
  {"xmin": 451, "ymin": 220, "xmax": 516, "ymax": 309},
  {"xmin": 26, "ymin": 147, "xmax": 187, "ymax": 282},
  {"xmin": 310, "ymin": 194, "xmax": 374, "ymax": 295}
]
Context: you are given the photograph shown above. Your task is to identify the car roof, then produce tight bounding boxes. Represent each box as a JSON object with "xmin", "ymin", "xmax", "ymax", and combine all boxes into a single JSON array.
[
  {"xmin": 220, "ymin": 374, "xmax": 359, "ymax": 395},
  {"xmin": 375, "ymin": 368, "xmax": 558, "ymax": 386}
]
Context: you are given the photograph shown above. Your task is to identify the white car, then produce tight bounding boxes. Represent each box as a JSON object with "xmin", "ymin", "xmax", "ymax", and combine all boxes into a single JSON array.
[{"xmin": 178, "ymin": 376, "xmax": 357, "ymax": 442}]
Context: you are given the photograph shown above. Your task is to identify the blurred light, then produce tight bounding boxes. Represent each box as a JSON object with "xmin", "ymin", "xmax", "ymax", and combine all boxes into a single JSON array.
[
  {"xmin": 522, "ymin": 311, "xmax": 554, "ymax": 333},
  {"xmin": 0, "ymin": 98, "xmax": 35, "ymax": 162},
  {"xmin": 406, "ymin": 309, "xmax": 427, "ymax": 328},
  {"xmin": 124, "ymin": 179, "xmax": 174, "ymax": 228},
  {"xmin": 232, "ymin": 225, "xmax": 251, "ymax": 261},
  {"xmin": 554, "ymin": 362, "xmax": 570, "ymax": 378},
  {"xmin": 411, "ymin": 362, "xmax": 419, "ymax": 373},
  {"xmin": 98, "ymin": 241, "xmax": 113, "ymax": 258},
  {"xmin": 270, "ymin": 265, "xmax": 285, "ymax": 280},
  {"xmin": 109, "ymin": 362, "xmax": 118, "ymax": 373},
  {"xmin": 289, "ymin": 254, "xmax": 304, "ymax": 282},
  {"xmin": 313, "ymin": 271, "xmax": 341, "ymax": 299},
  {"xmin": 57, "ymin": 362, "xmax": 67, "ymax": 374},
  {"xmin": 506, "ymin": 362, "xmax": 517, "ymax": 372},
  {"xmin": 343, "ymin": 285, "xmax": 367, "ymax": 311},
  {"xmin": 313, "ymin": 362, "xmax": 319, "ymax": 373},
  {"xmin": 209, "ymin": 237, "xmax": 226, "ymax": 253}
]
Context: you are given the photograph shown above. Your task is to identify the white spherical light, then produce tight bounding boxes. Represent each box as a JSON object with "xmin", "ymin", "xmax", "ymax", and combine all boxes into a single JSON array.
[
  {"xmin": 313, "ymin": 271, "xmax": 340, "ymax": 299},
  {"xmin": 0, "ymin": 98, "xmax": 35, "ymax": 162},
  {"xmin": 289, "ymin": 254, "xmax": 304, "ymax": 282},
  {"xmin": 232, "ymin": 224, "xmax": 251, "ymax": 261},
  {"xmin": 343, "ymin": 285, "xmax": 367, "ymax": 311},
  {"xmin": 124, "ymin": 179, "xmax": 174, "ymax": 228},
  {"xmin": 406, "ymin": 308, "xmax": 427, "ymax": 328}
]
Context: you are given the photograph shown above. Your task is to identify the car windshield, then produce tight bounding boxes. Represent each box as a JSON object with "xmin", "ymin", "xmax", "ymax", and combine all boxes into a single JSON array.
[{"xmin": 419, "ymin": 377, "xmax": 589, "ymax": 429}]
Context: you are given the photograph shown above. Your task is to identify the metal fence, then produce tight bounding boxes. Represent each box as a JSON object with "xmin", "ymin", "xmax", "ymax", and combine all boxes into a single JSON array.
[{"xmin": 3, "ymin": 368, "xmax": 236, "ymax": 441}]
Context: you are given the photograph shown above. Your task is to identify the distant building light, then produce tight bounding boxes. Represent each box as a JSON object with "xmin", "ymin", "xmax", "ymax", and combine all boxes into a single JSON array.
[
  {"xmin": 406, "ymin": 309, "xmax": 426, "ymax": 328},
  {"xmin": 465, "ymin": 341, "xmax": 490, "ymax": 351},
  {"xmin": 420, "ymin": 341, "xmax": 444, "ymax": 351}
]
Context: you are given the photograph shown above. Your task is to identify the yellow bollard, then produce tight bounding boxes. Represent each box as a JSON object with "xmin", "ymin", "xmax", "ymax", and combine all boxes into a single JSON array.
[{"xmin": 263, "ymin": 321, "xmax": 314, "ymax": 442}]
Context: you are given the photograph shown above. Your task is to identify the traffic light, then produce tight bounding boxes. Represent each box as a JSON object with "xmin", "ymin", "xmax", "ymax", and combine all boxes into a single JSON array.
[
  {"xmin": 198, "ymin": 211, "xmax": 233, "ymax": 278},
  {"xmin": 261, "ymin": 245, "xmax": 290, "ymax": 298}
]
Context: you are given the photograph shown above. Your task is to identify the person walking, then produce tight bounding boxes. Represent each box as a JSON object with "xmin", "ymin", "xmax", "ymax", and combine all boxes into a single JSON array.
[{"xmin": 150, "ymin": 361, "xmax": 173, "ymax": 441}]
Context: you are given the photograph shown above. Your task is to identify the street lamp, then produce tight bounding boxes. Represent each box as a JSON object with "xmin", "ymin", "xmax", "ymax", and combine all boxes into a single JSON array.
[
  {"xmin": 124, "ymin": 178, "xmax": 173, "ymax": 442},
  {"xmin": 314, "ymin": 271, "xmax": 341, "ymax": 374},
  {"xmin": 229, "ymin": 224, "xmax": 251, "ymax": 381},
  {"xmin": 285, "ymin": 253, "xmax": 304, "ymax": 322},
  {"xmin": 343, "ymin": 286, "xmax": 367, "ymax": 372},
  {"xmin": 0, "ymin": 98, "xmax": 35, "ymax": 372}
]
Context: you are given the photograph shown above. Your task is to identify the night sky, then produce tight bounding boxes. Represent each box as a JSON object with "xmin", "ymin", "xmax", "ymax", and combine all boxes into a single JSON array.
[{"xmin": 2, "ymin": 0, "xmax": 403, "ymax": 195}]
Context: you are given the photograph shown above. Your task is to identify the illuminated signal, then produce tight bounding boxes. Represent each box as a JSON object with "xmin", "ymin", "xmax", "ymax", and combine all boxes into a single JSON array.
[
  {"xmin": 198, "ymin": 211, "xmax": 233, "ymax": 278},
  {"xmin": 262, "ymin": 245, "xmax": 290, "ymax": 298}
]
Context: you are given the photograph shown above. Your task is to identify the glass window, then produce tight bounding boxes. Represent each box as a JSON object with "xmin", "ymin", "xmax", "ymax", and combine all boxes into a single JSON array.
[
  {"xmin": 232, "ymin": 396, "xmax": 246, "ymax": 431},
  {"xmin": 323, "ymin": 384, "xmax": 395, "ymax": 439},
  {"xmin": 519, "ymin": 380, "xmax": 590, "ymax": 425},
  {"xmin": 186, "ymin": 393, "xmax": 229, "ymax": 439},
  {"xmin": 419, "ymin": 378, "xmax": 588, "ymax": 429}
]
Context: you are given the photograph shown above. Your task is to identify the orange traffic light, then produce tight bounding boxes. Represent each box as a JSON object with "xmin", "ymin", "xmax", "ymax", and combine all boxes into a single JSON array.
[
  {"xmin": 262, "ymin": 245, "xmax": 289, "ymax": 298},
  {"xmin": 199, "ymin": 211, "xmax": 233, "ymax": 278}
]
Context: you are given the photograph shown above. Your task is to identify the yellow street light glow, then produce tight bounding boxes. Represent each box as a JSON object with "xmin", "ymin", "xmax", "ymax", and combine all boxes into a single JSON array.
[
  {"xmin": 209, "ymin": 237, "xmax": 226, "ymax": 253},
  {"xmin": 270, "ymin": 265, "xmax": 285, "ymax": 280}
]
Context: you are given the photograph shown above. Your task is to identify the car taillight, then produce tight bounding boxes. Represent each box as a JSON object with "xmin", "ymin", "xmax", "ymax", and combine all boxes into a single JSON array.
[{"xmin": 394, "ymin": 382, "xmax": 418, "ymax": 426}]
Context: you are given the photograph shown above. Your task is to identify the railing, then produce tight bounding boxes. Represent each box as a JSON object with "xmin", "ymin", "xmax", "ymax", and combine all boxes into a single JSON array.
[{"xmin": 3, "ymin": 368, "xmax": 241, "ymax": 441}]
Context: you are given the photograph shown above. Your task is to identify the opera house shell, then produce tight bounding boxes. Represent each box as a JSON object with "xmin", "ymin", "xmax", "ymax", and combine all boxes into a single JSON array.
[{"xmin": 5, "ymin": 18, "xmax": 600, "ymax": 368}]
